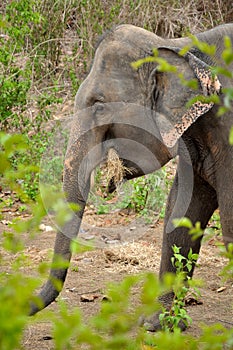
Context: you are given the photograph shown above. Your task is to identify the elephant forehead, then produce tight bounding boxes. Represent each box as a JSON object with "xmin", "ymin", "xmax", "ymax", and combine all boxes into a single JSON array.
[
  {"xmin": 94, "ymin": 41, "xmax": 138, "ymax": 74},
  {"xmin": 76, "ymin": 55, "xmax": 142, "ymax": 108},
  {"xmin": 98, "ymin": 24, "xmax": 165, "ymax": 56}
]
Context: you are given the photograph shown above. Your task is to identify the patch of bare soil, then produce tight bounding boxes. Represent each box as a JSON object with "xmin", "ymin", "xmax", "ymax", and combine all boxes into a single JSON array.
[{"xmin": 0, "ymin": 196, "xmax": 233, "ymax": 349}]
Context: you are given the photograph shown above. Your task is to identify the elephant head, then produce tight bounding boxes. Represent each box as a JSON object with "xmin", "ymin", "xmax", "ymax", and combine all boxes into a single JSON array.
[{"xmin": 30, "ymin": 24, "xmax": 220, "ymax": 315}]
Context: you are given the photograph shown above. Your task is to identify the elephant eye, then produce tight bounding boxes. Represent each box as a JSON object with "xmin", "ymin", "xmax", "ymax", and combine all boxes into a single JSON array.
[
  {"xmin": 86, "ymin": 93, "xmax": 104, "ymax": 107},
  {"xmin": 93, "ymin": 101, "xmax": 104, "ymax": 114}
]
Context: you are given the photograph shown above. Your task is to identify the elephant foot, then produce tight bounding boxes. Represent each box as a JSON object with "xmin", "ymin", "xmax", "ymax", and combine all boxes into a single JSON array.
[
  {"xmin": 139, "ymin": 291, "xmax": 187, "ymax": 332},
  {"xmin": 139, "ymin": 312, "xmax": 187, "ymax": 332},
  {"xmin": 138, "ymin": 312, "xmax": 163, "ymax": 332}
]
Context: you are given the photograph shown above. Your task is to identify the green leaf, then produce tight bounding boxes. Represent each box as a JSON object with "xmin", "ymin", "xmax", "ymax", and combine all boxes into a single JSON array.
[
  {"xmin": 186, "ymin": 94, "xmax": 220, "ymax": 108},
  {"xmin": 187, "ymin": 248, "xmax": 193, "ymax": 260},
  {"xmin": 189, "ymin": 35, "xmax": 216, "ymax": 56},
  {"xmin": 229, "ymin": 126, "xmax": 233, "ymax": 145},
  {"xmin": 178, "ymin": 44, "xmax": 192, "ymax": 56},
  {"xmin": 221, "ymin": 37, "xmax": 233, "ymax": 65},
  {"xmin": 0, "ymin": 155, "xmax": 10, "ymax": 174},
  {"xmin": 224, "ymin": 36, "xmax": 232, "ymax": 49},
  {"xmin": 172, "ymin": 245, "xmax": 181, "ymax": 254},
  {"xmin": 218, "ymin": 106, "xmax": 229, "ymax": 116},
  {"xmin": 212, "ymin": 66, "xmax": 233, "ymax": 79},
  {"xmin": 131, "ymin": 56, "xmax": 156, "ymax": 70},
  {"xmin": 155, "ymin": 57, "xmax": 177, "ymax": 73},
  {"xmin": 70, "ymin": 239, "xmax": 92, "ymax": 254},
  {"xmin": 131, "ymin": 49, "xmax": 177, "ymax": 73},
  {"xmin": 178, "ymin": 74, "xmax": 198, "ymax": 90},
  {"xmin": 186, "ymin": 262, "xmax": 193, "ymax": 272},
  {"xmin": 192, "ymin": 253, "xmax": 199, "ymax": 261},
  {"xmin": 173, "ymin": 217, "xmax": 193, "ymax": 229},
  {"xmin": 0, "ymin": 133, "xmax": 27, "ymax": 157},
  {"xmin": 222, "ymin": 50, "xmax": 233, "ymax": 65},
  {"xmin": 174, "ymin": 253, "xmax": 185, "ymax": 262}
]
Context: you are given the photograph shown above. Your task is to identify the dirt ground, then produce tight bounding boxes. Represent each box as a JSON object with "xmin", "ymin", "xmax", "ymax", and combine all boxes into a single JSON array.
[{"xmin": 1, "ymin": 194, "xmax": 233, "ymax": 349}]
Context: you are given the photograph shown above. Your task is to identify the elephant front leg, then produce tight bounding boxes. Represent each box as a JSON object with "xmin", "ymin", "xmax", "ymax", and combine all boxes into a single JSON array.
[
  {"xmin": 160, "ymin": 166, "xmax": 218, "ymax": 278},
  {"xmin": 142, "ymin": 160, "xmax": 218, "ymax": 331}
]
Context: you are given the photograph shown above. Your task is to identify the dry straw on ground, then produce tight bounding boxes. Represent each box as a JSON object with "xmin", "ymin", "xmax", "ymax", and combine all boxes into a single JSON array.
[{"xmin": 103, "ymin": 241, "xmax": 161, "ymax": 273}]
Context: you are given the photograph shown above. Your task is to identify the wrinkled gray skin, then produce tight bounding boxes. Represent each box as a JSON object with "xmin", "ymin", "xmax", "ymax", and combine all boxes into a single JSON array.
[{"xmin": 30, "ymin": 23, "xmax": 233, "ymax": 330}]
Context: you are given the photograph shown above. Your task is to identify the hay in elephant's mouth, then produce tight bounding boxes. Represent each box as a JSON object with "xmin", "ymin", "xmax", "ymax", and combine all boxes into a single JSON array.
[{"xmin": 106, "ymin": 148, "xmax": 133, "ymax": 187}]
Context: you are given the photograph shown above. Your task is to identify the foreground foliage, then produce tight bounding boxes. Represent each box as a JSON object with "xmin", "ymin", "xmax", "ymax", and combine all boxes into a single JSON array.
[
  {"xmin": 1, "ymin": 133, "xmax": 233, "ymax": 349},
  {"xmin": 1, "ymin": 1, "xmax": 233, "ymax": 349}
]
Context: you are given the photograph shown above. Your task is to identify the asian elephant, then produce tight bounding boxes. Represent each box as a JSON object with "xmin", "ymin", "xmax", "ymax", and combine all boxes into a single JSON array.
[{"xmin": 30, "ymin": 23, "xmax": 233, "ymax": 330}]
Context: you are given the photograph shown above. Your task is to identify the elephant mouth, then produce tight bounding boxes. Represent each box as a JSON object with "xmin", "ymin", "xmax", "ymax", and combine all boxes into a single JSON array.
[
  {"xmin": 106, "ymin": 148, "xmax": 134, "ymax": 186},
  {"xmin": 96, "ymin": 148, "xmax": 136, "ymax": 194}
]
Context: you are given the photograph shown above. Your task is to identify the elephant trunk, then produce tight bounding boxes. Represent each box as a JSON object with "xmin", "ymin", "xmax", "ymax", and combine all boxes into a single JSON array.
[
  {"xmin": 29, "ymin": 214, "xmax": 85, "ymax": 315},
  {"xmin": 30, "ymin": 119, "xmax": 106, "ymax": 315}
]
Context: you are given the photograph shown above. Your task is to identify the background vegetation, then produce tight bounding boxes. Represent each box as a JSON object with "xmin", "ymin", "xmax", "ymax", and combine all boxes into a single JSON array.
[
  {"xmin": 0, "ymin": 0, "xmax": 233, "ymax": 349},
  {"xmin": 1, "ymin": 0, "xmax": 232, "ymax": 205}
]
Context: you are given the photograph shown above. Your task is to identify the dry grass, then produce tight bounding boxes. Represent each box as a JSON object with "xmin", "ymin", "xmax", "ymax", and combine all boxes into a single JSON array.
[
  {"xmin": 106, "ymin": 148, "xmax": 125, "ymax": 185},
  {"xmin": 127, "ymin": 0, "xmax": 231, "ymax": 37},
  {"xmin": 103, "ymin": 241, "xmax": 161, "ymax": 273},
  {"xmin": 1, "ymin": 0, "xmax": 232, "ymax": 132},
  {"xmin": 106, "ymin": 148, "xmax": 133, "ymax": 187},
  {"xmin": 72, "ymin": 0, "xmax": 233, "ymax": 48},
  {"xmin": 77, "ymin": 240, "xmax": 161, "ymax": 274}
]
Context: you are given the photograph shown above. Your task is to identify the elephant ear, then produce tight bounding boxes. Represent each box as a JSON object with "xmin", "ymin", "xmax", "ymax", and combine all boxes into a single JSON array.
[{"xmin": 154, "ymin": 47, "xmax": 221, "ymax": 148}]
